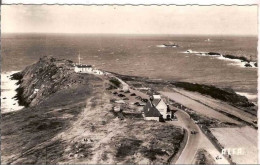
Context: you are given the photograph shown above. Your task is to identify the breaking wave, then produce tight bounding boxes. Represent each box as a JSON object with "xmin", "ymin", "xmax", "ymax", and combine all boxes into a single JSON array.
[
  {"xmin": 183, "ymin": 50, "xmax": 257, "ymax": 68},
  {"xmin": 1, "ymin": 71, "xmax": 24, "ymax": 113}
]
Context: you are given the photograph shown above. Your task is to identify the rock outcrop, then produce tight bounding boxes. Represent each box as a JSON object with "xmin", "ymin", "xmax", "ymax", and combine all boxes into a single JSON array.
[
  {"xmin": 172, "ymin": 82, "xmax": 255, "ymax": 107},
  {"xmin": 11, "ymin": 56, "xmax": 96, "ymax": 107},
  {"xmin": 244, "ymin": 63, "xmax": 252, "ymax": 67},
  {"xmin": 207, "ymin": 52, "xmax": 221, "ymax": 55}
]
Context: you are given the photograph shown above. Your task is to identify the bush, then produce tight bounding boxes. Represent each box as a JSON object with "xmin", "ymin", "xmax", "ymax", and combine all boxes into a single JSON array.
[{"xmin": 109, "ymin": 78, "xmax": 121, "ymax": 88}]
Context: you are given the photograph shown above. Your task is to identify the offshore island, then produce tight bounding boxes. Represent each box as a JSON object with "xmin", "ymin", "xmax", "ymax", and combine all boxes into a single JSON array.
[{"xmin": 1, "ymin": 56, "xmax": 258, "ymax": 164}]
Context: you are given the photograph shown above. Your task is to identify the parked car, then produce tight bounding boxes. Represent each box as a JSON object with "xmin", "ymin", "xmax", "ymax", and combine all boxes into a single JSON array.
[
  {"xmin": 190, "ymin": 130, "xmax": 197, "ymax": 134},
  {"xmin": 112, "ymin": 91, "xmax": 118, "ymax": 95},
  {"xmin": 118, "ymin": 94, "xmax": 126, "ymax": 97},
  {"xmin": 141, "ymin": 98, "xmax": 148, "ymax": 102},
  {"xmin": 135, "ymin": 96, "xmax": 142, "ymax": 100},
  {"xmin": 139, "ymin": 102, "xmax": 146, "ymax": 106}
]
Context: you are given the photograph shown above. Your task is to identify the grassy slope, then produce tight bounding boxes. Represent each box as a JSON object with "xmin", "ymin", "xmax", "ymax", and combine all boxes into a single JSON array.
[{"xmin": 1, "ymin": 79, "xmax": 98, "ymax": 164}]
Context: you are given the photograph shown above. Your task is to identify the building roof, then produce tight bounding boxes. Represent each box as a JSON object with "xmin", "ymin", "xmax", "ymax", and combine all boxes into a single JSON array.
[
  {"xmin": 143, "ymin": 101, "xmax": 161, "ymax": 117},
  {"xmin": 152, "ymin": 99, "xmax": 161, "ymax": 107},
  {"xmin": 115, "ymin": 100, "xmax": 125, "ymax": 104},
  {"xmin": 153, "ymin": 95, "xmax": 161, "ymax": 99},
  {"xmin": 75, "ymin": 64, "xmax": 92, "ymax": 68}
]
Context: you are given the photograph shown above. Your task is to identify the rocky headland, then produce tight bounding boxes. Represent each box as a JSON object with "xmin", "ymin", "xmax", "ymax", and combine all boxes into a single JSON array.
[{"xmin": 2, "ymin": 57, "xmax": 185, "ymax": 164}]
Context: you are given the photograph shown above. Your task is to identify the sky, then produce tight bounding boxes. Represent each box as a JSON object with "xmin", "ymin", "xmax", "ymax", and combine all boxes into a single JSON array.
[{"xmin": 1, "ymin": 5, "xmax": 258, "ymax": 35}]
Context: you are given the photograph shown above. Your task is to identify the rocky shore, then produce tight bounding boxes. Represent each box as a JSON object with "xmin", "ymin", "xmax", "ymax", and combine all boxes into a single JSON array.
[
  {"xmin": 185, "ymin": 50, "xmax": 257, "ymax": 68},
  {"xmin": 203, "ymin": 52, "xmax": 257, "ymax": 68}
]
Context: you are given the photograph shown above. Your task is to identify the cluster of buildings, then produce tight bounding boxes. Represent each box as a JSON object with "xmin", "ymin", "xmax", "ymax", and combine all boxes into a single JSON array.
[
  {"xmin": 143, "ymin": 95, "xmax": 176, "ymax": 121},
  {"xmin": 74, "ymin": 64, "xmax": 104, "ymax": 75},
  {"xmin": 74, "ymin": 52, "xmax": 175, "ymax": 122},
  {"xmin": 73, "ymin": 53, "xmax": 104, "ymax": 75}
]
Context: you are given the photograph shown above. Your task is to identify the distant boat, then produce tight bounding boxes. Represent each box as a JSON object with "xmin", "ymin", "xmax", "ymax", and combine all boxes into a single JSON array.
[
  {"xmin": 186, "ymin": 49, "xmax": 193, "ymax": 53},
  {"xmin": 163, "ymin": 43, "xmax": 179, "ymax": 47},
  {"xmin": 163, "ymin": 42, "xmax": 179, "ymax": 47}
]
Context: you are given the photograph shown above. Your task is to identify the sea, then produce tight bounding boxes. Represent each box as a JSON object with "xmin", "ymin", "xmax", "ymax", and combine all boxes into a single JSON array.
[{"xmin": 1, "ymin": 33, "xmax": 258, "ymax": 113}]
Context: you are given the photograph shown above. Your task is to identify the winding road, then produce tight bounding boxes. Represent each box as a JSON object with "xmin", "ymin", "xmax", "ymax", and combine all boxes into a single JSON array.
[
  {"xmin": 161, "ymin": 92, "xmax": 230, "ymax": 164},
  {"xmin": 171, "ymin": 110, "xmax": 201, "ymax": 164},
  {"xmin": 111, "ymin": 77, "xmax": 230, "ymax": 164}
]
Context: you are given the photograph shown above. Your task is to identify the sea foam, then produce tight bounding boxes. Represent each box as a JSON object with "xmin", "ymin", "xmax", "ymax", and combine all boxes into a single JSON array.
[
  {"xmin": 156, "ymin": 45, "xmax": 167, "ymax": 48},
  {"xmin": 1, "ymin": 71, "xmax": 24, "ymax": 113},
  {"xmin": 184, "ymin": 50, "xmax": 257, "ymax": 68}
]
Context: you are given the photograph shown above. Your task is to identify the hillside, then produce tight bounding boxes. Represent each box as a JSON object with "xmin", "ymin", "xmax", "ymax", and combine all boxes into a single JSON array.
[{"xmin": 2, "ymin": 57, "xmax": 184, "ymax": 164}]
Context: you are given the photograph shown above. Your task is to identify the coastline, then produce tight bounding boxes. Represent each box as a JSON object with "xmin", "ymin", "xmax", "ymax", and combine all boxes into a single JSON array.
[
  {"xmin": 1, "ymin": 71, "xmax": 24, "ymax": 114},
  {"xmin": 182, "ymin": 50, "xmax": 257, "ymax": 68},
  {"xmin": 4, "ymin": 67, "xmax": 257, "ymax": 114},
  {"xmin": 113, "ymin": 72, "xmax": 256, "ymax": 108}
]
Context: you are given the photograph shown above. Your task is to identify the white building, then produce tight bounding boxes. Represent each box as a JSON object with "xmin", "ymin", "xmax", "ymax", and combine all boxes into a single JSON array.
[
  {"xmin": 92, "ymin": 69, "xmax": 104, "ymax": 75},
  {"xmin": 151, "ymin": 95, "xmax": 169, "ymax": 119},
  {"xmin": 143, "ymin": 94, "xmax": 175, "ymax": 121},
  {"xmin": 74, "ymin": 64, "xmax": 104, "ymax": 75},
  {"xmin": 74, "ymin": 64, "xmax": 93, "ymax": 73},
  {"xmin": 142, "ymin": 101, "xmax": 162, "ymax": 121}
]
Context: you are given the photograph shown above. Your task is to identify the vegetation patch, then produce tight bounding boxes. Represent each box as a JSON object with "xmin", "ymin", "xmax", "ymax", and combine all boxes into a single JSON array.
[
  {"xmin": 109, "ymin": 78, "xmax": 121, "ymax": 88},
  {"xmin": 194, "ymin": 149, "xmax": 215, "ymax": 165},
  {"xmin": 14, "ymin": 86, "xmax": 30, "ymax": 107},
  {"xmin": 116, "ymin": 138, "xmax": 143, "ymax": 159},
  {"xmin": 141, "ymin": 147, "xmax": 168, "ymax": 161},
  {"xmin": 171, "ymin": 82, "xmax": 254, "ymax": 107}
]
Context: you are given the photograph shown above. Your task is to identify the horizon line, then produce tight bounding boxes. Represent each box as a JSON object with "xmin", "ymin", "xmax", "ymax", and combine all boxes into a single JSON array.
[{"xmin": 1, "ymin": 32, "xmax": 258, "ymax": 37}]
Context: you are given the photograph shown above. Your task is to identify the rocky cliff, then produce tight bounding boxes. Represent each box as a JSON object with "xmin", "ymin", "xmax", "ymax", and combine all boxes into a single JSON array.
[{"xmin": 11, "ymin": 56, "xmax": 94, "ymax": 107}]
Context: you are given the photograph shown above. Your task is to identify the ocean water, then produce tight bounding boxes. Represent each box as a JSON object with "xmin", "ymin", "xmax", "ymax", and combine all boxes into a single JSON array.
[
  {"xmin": 1, "ymin": 33, "xmax": 258, "ymax": 104},
  {"xmin": 1, "ymin": 71, "xmax": 24, "ymax": 113}
]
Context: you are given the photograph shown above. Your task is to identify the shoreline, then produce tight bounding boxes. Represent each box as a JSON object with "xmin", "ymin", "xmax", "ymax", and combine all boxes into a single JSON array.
[
  {"xmin": 182, "ymin": 50, "xmax": 257, "ymax": 68},
  {"xmin": 1, "ymin": 71, "xmax": 24, "ymax": 114},
  {"xmin": 4, "ymin": 67, "xmax": 257, "ymax": 115}
]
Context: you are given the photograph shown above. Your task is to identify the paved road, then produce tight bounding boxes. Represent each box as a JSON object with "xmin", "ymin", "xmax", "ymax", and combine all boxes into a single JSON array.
[
  {"xmin": 160, "ymin": 91, "xmax": 239, "ymax": 124},
  {"xmin": 162, "ymin": 92, "xmax": 230, "ymax": 164},
  {"xmin": 171, "ymin": 110, "xmax": 201, "ymax": 164}
]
